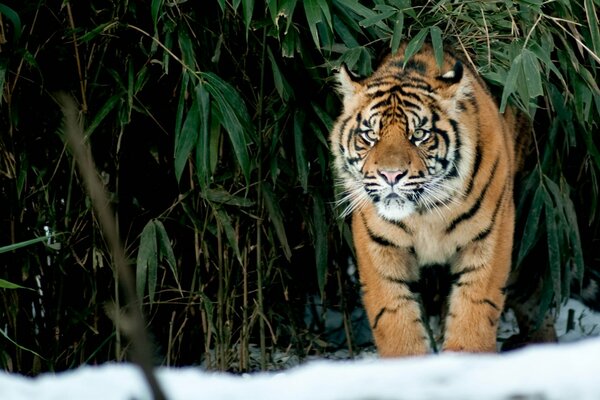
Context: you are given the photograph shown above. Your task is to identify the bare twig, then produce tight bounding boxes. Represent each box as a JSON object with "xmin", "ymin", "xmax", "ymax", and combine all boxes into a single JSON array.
[{"xmin": 56, "ymin": 92, "xmax": 167, "ymax": 400}]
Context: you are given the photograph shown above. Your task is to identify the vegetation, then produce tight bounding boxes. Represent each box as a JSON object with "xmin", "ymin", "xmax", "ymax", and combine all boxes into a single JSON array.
[{"xmin": 0, "ymin": 0, "xmax": 598, "ymax": 375}]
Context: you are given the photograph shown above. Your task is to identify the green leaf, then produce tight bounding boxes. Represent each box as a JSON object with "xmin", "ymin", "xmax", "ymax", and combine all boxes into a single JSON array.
[
  {"xmin": 262, "ymin": 183, "xmax": 292, "ymax": 260},
  {"xmin": 0, "ymin": 328, "xmax": 44, "ymax": 359},
  {"xmin": 79, "ymin": 21, "xmax": 119, "ymax": 43},
  {"xmin": 402, "ymin": 29, "xmax": 428, "ymax": 68},
  {"xmin": 202, "ymin": 72, "xmax": 253, "ymax": 182},
  {"xmin": 312, "ymin": 194, "xmax": 328, "ymax": 296},
  {"xmin": 178, "ymin": 29, "xmax": 196, "ymax": 71},
  {"xmin": 85, "ymin": 94, "xmax": 121, "ymax": 137},
  {"xmin": 304, "ymin": 0, "xmax": 323, "ymax": 48},
  {"xmin": 584, "ymin": 0, "xmax": 600, "ymax": 59},
  {"xmin": 500, "ymin": 54, "xmax": 522, "ymax": 113},
  {"xmin": 136, "ymin": 220, "xmax": 158, "ymax": 305},
  {"xmin": 516, "ymin": 183, "xmax": 545, "ymax": 268},
  {"xmin": 0, "ymin": 4, "xmax": 22, "ymax": 44},
  {"xmin": 174, "ymin": 92, "xmax": 200, "ymax": 183},
  {"xmin": 242, "ymin": 0, "xmax": 255, "ymax": 37},
  {"xmin": 0, "ymin": 235, "xmax": 55, "ymax": 254},
  {"xmin": 200, "ymin": 187, "xmax": 255, "ymax": 207},
  {"xmin": 154, "ymin": 220, "xmax": 181, "ymax": 295},
  {"xmin": 151, "ymin": 0, "xmax": 164, "ymax": 31},
  {"xmin": 294, "ymin": 110, "xmax": 309, "ymax": 192},
  {"xmin": 543, "ymin": 185, "xmax": 561, "ymax": 302},
  {"xmin": 430, "ymin": 26, "xmax": 444, "ymax": 70},
  {"xmin": 215, "ymin": 208, "xmax": 242, "ymax": 264},
  {"xmin": 390, "ymin": 11, "xmax": 404, "ymax": 54},
  {"xmin": 278, "ymin": 0, "xmax": 298, "ymax": 33},
  {"xmin": 521, "ymin": 49, "xmax": 543, "ymax": 99},
  {"xmin": 267, "ymin": 47, "xmax": 291, "ymax": 101},
  {"xmin": 317, "ymin": 0, "xmax": 332, "ymax": 31},
  {"xmin": 359, "ymin": 8, "xmax": 394, "ymax": 27},
  {"xmin": 311, "ymin": 102, "xmax": 334, "ymax": 136},
  {"xmin": 0, "ymin": 279, "xmax": 32, "ymax": 290},
  {"xmin": 195, "ymin": 83, "xmax": 212, "ymax": 188}
]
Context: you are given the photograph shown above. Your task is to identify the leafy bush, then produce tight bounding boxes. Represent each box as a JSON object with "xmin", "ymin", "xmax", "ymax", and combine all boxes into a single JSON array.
[{"xmin": 0, "ymin": 0, "xmax": 598, "ymax": 374}]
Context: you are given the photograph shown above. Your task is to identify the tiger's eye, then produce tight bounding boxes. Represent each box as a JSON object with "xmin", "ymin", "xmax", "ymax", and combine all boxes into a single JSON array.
[
  {"xmin": 360, "ymin": 129, "xmax": 376, "ymax": 146},
  {"xmin": 412, "ymin": 129, "xmax": 429, "ymax": 141}
]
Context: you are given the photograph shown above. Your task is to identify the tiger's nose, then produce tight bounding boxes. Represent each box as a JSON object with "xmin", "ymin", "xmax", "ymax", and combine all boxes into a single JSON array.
[{"xmin": 378, "ymin": 169, "xmax": 407, "ymax": 185}]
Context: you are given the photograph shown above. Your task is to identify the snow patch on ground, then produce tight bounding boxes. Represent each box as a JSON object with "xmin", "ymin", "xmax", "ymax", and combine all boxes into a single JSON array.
[{"xmin": 1, "ymin": 299, "xmax": 599, "ymax": 400}]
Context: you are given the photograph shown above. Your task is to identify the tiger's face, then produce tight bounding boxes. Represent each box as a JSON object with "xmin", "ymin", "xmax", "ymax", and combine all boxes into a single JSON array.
[{"xmin": 331, "ymin": 50, "xmax": 473, "ymax": 222}]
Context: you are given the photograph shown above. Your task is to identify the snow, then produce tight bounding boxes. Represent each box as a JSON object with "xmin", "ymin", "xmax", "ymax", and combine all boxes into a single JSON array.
[{"xmin": 1, "ymin": 299, "xmax": 599, "ymax": 400}]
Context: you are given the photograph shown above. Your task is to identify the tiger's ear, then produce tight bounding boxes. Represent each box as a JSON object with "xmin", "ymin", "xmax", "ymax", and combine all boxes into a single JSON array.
[
  {"xmin": 436, "ymin": 61, "xmax": 463, "ymax": 85},
  {"xmin": 335, "ymin": 64, "xmax": 363, "ymax": 104}
]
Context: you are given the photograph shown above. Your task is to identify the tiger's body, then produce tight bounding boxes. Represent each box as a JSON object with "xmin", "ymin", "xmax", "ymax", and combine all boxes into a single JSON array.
[{"xmin": 330, "ymin": 43, "xmax": 527, "ymax": 356}]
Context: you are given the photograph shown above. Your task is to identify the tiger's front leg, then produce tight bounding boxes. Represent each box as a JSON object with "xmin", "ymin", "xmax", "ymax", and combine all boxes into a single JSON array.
[
  {"xmin": 442, "ymin": 213, "xmax": 514, "ymax": 353},
  {"xmin": 353, "ymin": 215, "xmax": 430, "ymax": 357}
]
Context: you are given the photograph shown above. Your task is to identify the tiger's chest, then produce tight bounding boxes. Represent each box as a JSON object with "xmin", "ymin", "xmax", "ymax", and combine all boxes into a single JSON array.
[
  {"xmin": 361, "ymin": 203, "xmax": 467, "ymax": 268},
  {"xmin": 411, "ymin": 218, "xmax": 460, "ymax": 266}
]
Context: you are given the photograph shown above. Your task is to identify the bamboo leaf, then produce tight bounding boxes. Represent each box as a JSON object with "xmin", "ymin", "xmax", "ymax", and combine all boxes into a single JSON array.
[
  {"xmin": 262, "ymin": 183, "xmax": 292, "ymax": 260},
  {"xmin": 243, "ymin": 0, "xmax": 255, "ymax": 37},
  {"xmin": 543, "ymin": 185, "xmax": 561, "ymax": 301},
  {"xmin": 317, "ymin": 0, "xmax": 332, "ymax": 31},
  {"xmin": 215, "ymin": 208, "xmax": 242, "ymax": 264},
  {"xmin": 195, "ymin": 83, "xmax": 211, "ymax": 188},
  {"xmin": 267, "ymin": 47, "xmax": 291, "ymax": 101},
  {"xmin": 312, "ymin": 194, "xmax": 328, "ymax": 296},
  {"xmin": 521, "ymin": 49, "xmax": 543, "ymax": 99},
  {"xmin": 200, "ymin": 187, "xmax": 255, "ymax": 207},
  {"xmin": 304, "ymin": 0, "xmax": 323, "ymax": 48},
  {"xmin": 154, "ymin": 220, "xmax": 181, "ymax": 295},
  {"xmin": 402, "ymin": 29, "xmax": 428, "ymax": 68},
  {"xmin": 85, "ymin": 94, "xmax": 121, "ymax": 137},
  {"xmin": 500, "ymin": 54, "xmax": 522, "ymax": 113},
  {"xmin": 516, "ymin": 184, "xmax": 545, "ymax": 268},
  {"xmin": 136, "ymin": 220, "xmax": 158, "ymax": 305},
  {"xmin": 430, "ymin": 26, "xmax": 444, "ymax": 70},
  {"xmin": 278, "ymin": 0, "xmax": 298, "ymax": 33},
  {"xmin": 202, "ymin": 72, "xmax": 253, "ymax": 182},
  {"xmin": 359, "ymin": 8, "xmax": 394, "ymax": 27},
  {"xmin": 390, "ymin": 11, "xmax": 404, "ymax": 54},
  {"xmin": 0, "ymin": 328, "xmax": 44, "ymax": 359},
  {"xmin": 294, "ymin": 110, "xmax": 309, "ymax": 192},
  {"xmin": 0, "ymin": 235, "xmax": 52, "ymax": 254},
  {"xmin": 0, "ymin": 279, "xmax": 32, "ymax": 290},
  {"xmin": 151, "ymin": 0, "xmax": 164, "ymax": 30},
  {"xmin": 0, "ymin": 4, "xmax": 22, "ymax": 43},
  {"xmin": 584, "ymin": 0, "xmax": 600, "ymax": 59},
  {"xmin": 174, "ymin": 93, "xmax": 200, "ymax": 183}
]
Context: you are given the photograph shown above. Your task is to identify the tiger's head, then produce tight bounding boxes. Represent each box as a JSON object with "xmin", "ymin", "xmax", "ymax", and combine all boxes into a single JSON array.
[{"xmin": 331, "ymin": 45, "xmax": 476, "ymax": 222}]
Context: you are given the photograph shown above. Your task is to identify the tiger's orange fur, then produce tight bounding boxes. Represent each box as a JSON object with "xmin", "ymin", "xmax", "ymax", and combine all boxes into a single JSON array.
[{"xmin": 330, "ymin": 43, "xmax": 527, "ymax": 356}]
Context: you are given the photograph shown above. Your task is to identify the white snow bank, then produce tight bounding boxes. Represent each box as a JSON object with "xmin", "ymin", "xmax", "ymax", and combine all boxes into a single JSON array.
[
  {"xmin": 1, "ymin": 336, "xmax": 600, "ymax": 400},
  {"xmin": 1, "ymin": 298, "xmax": 599, "ymax": 400}
]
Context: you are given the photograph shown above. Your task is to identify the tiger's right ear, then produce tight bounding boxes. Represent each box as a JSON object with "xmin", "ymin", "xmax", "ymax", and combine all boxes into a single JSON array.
[{"xmin": 335, "ymin": 64, "xmax": 363, "ymax": 104}]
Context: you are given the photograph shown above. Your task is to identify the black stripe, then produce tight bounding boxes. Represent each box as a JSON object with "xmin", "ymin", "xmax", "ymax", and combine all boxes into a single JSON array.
[
  {"xmin": 385, "ymin": 218, "xmax": 413, "ymax": 235},
  {"xmin": 366, "ymin": 227, "xmax": 397, "ymax": 248},
  {"xmin": 470, "ymin": 180, "xmax": 508, "ymax": 242},
  {"xmin": 481, "ymin": 299, "xmax": 500, "ymax": 311},
  {"xmin": 382, "ymin": 275, "xmax": 421, "ymax": 293},
  {"xmin": 373, "ymin": 307, "xmax": 398, "ymax": 329},
  {"xmin": 446, "ymin": 156, "xmax": 500, "ymax": 233},
  {"xmin": 464, "ymin": 140, "xmax": 482, "ymax": 197},
  {"xmin": 450, "ymin": 264, "xmax": 485, "ymax": 283}
]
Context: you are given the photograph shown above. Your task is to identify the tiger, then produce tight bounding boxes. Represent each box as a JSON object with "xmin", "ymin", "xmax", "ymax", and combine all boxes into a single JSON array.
[{"xmin": 329, "ymin": 42, "xmax": 530, "ymax": 357}]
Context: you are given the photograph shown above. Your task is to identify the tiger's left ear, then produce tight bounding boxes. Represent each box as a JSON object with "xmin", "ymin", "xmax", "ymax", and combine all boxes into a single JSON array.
[
  {"xmin": 436, "ymin": 61, "xmax": 463, "ymax": 85},
  {"xmin": 335, "ymin": 64, "xmax": 363, "ymax": 105}
]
